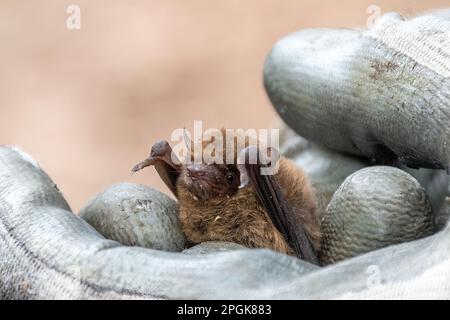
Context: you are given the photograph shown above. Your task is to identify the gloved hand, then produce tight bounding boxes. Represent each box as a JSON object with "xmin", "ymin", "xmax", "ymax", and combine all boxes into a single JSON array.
[{"xmin": 1, "ymin": 11, "xmax": 450, "ymax": 299}]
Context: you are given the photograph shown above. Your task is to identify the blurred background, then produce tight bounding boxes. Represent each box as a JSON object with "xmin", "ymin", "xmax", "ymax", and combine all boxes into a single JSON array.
[{"xmin": 1, "ymin": 0, "xmax": 447, "ymax": 211}]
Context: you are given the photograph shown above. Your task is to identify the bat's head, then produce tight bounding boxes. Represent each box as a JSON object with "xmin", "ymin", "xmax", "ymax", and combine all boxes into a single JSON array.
[
  {"xmin": 132, "ymin": 129, "xmax": 276, "ymax": 203},
  {"xmin": 178, "ymin": 163, "xmax": 241, "ymax": 201}
]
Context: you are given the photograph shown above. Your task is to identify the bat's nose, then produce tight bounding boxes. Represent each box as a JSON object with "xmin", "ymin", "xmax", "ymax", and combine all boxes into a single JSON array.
[{"xmin": 186, "ymin": 164, "xmax": 205, "ymax": 178}]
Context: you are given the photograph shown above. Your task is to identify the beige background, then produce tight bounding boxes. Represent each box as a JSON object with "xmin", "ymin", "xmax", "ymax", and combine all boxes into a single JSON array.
[{"xmin": 0, "ymin": 0, "xmax": 447, "ymax": 211}]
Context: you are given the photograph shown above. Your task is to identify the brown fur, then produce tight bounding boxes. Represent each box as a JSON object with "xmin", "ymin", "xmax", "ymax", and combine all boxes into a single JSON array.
[{"xmin": 176, "ymin": 129, "xmax": 321, "ymax": 255}]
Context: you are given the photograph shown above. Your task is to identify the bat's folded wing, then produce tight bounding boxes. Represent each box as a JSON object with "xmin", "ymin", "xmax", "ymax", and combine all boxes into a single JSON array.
[{"xmin": 238, "ymin": 146, "xmax": 319, "ymax": 265}]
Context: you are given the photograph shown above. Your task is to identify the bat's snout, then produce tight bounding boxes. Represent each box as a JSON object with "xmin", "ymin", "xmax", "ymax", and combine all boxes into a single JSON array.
[{"xmin": 185, "ymin": 164, "xmax": 207, "ymax": 179}]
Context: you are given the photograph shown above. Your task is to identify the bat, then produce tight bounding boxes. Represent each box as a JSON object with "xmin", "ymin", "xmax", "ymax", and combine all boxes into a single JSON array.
[{"xmin": 132, "ymin": 131, "xmax": 321, "ymax": 265}]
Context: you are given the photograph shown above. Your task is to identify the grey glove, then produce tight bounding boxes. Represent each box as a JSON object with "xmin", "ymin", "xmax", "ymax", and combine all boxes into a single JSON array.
[
  {"xmin": 1, "ymin": 146, "xmax": 449, "ymax": 299},
  {"xmin": 1, "ymin": 11, "xmax": 450, "ymax": 299}
]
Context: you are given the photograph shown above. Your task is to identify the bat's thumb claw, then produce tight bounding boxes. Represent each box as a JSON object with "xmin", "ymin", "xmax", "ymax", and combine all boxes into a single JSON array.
[
  {"xmin": 131, "ymin": 158, "xmax": 155, "ymax": 174},
  {"xmin": 131, "ymin": 162, "xmax": 144, "ymax": 174}
]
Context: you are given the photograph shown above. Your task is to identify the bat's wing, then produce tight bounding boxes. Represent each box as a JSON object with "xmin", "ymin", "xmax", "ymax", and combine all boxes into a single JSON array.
[
  {"xmin": 132, "ymin": 140, "xmax": 182, "ymax": 197},
  {"xmin": 238, "ymin": 146, "xmax": 319, "ymax": 265}
]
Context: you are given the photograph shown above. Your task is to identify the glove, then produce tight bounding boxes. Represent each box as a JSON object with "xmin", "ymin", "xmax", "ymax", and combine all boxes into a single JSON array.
[{"xmin": 1, "ymin": 11, "xmax": 450, "ymax": 299}]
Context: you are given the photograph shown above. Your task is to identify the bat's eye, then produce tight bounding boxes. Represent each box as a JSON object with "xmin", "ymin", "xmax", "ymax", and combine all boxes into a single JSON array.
[{"xmin": 226, "ymin": 174, "xmax": 234, "ymax": 183}]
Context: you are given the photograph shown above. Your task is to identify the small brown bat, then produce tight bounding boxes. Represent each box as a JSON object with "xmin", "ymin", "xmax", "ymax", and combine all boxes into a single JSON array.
[{"xmin": 132, "ymin": 130, "xmax": 321, "ymax": 264}]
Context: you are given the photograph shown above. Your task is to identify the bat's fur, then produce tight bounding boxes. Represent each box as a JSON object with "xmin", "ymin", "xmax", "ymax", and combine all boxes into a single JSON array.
[{"xmin": 176, "ymin": 130, "xmax": 321, "ymax": 255}]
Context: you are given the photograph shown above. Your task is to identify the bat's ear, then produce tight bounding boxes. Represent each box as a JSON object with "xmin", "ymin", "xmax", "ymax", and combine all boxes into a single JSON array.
[
  {"xmin": 132, "ymin": 140, "xmax": 182, "ymax": 197},
  {"xmin": 237, "ymin": 146, "xmax": 280, "ymax": 188}
]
